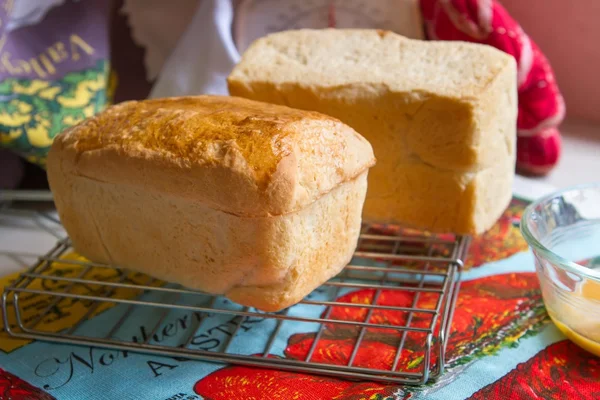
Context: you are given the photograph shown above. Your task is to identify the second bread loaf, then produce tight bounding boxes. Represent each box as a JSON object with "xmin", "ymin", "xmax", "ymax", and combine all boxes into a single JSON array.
[{"xmin": 228, "ymin": 29, "xmax": 518, "ymax": 234}]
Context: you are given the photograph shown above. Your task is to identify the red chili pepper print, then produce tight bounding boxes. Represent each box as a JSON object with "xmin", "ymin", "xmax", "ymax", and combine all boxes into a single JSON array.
[
  {"xmin": 284, "ymin": 334, "xmax": 430, "ymax": 374},
  {"xmin": 0, "ymin": 368, "xmax": 56, "ymax": 400},
  {"xmin": 193, "ymin": 356, "xmax": 397, "ymax": 400},
  {"xmin": 193, "ymin": 273, "xmax": 546, "ymax": 399},
  {"xmin": 469, "ymin": 340, "xmax": 600, "ymax": 399}
]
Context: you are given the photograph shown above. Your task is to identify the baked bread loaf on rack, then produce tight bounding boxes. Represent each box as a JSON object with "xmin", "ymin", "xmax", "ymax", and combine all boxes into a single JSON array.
[
  {"xmin": 47, "ymin": 95, "xmax": 375, "ymax": 311},
  {"xmin": 228, "ymin": 29, "xmax": 518, "ymax": 234}
]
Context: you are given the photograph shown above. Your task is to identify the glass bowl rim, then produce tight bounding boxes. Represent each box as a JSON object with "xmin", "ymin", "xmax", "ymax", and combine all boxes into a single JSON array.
[{"xmin": 520, "ymin": 182, "xmax": 600, "ymax": 282}]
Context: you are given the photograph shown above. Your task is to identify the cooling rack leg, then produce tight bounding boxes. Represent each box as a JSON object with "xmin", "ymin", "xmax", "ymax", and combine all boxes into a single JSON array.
[
  {"xmin": 436, "ymin": 235, "xmax": 469, "ymax": 376},
  {"xmin": 1, "ymin": 291, "xmax": 14, "ymax": 335}
]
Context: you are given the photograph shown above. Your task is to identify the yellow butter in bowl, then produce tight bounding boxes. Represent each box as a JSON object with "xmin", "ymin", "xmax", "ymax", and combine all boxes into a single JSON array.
[
  {"xmin": 548, "ymin": 278, "xmax": 600, "ymax": 357},
  {"xmin": 521, "ymin": 184, "xmax": 600, "ymax": 357}
]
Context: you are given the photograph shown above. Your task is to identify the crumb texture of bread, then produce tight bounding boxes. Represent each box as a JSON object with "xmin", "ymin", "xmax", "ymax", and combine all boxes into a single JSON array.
[
  {"xmin": 228, "ymin": 29, "xmax": 518, "ymax": 234},
  {"xmin": 47, "ymin": 95, "xmax": 374, "ymax": 311}
]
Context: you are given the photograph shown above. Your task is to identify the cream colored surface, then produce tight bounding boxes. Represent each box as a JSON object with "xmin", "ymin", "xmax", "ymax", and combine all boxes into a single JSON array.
[
  {"xmin": 46, "ymin": 95, "xmax": 375, "ymax": 311},
  {"xmin": 228, "ymin": 29, "xmax": 518, "ymax": 234}
]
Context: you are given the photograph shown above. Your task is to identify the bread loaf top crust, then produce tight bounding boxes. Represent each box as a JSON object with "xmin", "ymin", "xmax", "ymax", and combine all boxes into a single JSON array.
[
  {"xmin": 229, "ymin": 29, "xmax": 515, "ymax": 98},
  {"xmin": 48, "ymin": 95, "xmax": 375, "ymax": 217},
  {"xmin": 228, "ymin": 29, "xmax": 517, "ymax": 173}
]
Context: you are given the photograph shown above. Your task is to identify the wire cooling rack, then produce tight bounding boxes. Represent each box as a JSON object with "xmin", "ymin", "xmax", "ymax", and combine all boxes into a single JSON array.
[{"xmin": 1, "ymin": 190, "xmax": 470, "ymax": 385}]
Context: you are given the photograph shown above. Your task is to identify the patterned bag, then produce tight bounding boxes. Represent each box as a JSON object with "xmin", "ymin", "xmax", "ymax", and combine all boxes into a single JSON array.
[{"xmin": 0, "ymin": 0, "xmax": 111, "ymax": 167}]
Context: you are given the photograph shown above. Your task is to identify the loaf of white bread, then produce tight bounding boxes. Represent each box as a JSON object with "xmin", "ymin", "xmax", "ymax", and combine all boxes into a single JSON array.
[
  {"xmin": 47, "ymin": 95, "xmax": 375, "ymax": 311},
  {"xmin": 228, "ymin": 29, "xmax": 518, "ymax": 234}
]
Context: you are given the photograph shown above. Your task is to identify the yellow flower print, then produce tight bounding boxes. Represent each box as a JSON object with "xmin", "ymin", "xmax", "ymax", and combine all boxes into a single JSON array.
[
  {"xmin": 57, "ymin": 74, "xmax": 106, "ymax": 108},
  {"xmin": 12, "ymin": 80, "xmax": 49, "ymax": 95},
  {"xmin": 0, "ymin": 129, "xmax": 20, "ymax": 145},
  {"xmin": 38, "ymin": 86, "xmax": 62, "ymax": 100}
]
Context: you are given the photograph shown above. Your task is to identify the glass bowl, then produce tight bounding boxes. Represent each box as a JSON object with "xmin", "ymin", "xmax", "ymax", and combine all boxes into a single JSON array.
[{"xmin": 521, "ymin": 183, "xmax": 600, "ymax": 356}]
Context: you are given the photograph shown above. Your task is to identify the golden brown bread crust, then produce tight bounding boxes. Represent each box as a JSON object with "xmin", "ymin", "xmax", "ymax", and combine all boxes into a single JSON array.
[
  {"xmin": 47, "ymin": 95, "xmax": 375, "ymax": 311},
  {"xmin": 49, "ymin": 95, "xmax": 375, "ymax": 217}
]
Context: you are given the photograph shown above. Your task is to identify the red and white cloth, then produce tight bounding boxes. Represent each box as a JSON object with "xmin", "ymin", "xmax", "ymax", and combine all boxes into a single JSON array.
[{"xmin": 420, "ymin": 0, "xmax": 565, "ymax": 175}]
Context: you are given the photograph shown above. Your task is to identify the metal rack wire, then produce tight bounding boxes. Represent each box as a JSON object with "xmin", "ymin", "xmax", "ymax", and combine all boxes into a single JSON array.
[{"xmin": 1, "ymin": 190, "xmax": 469, "ymax": 385}]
